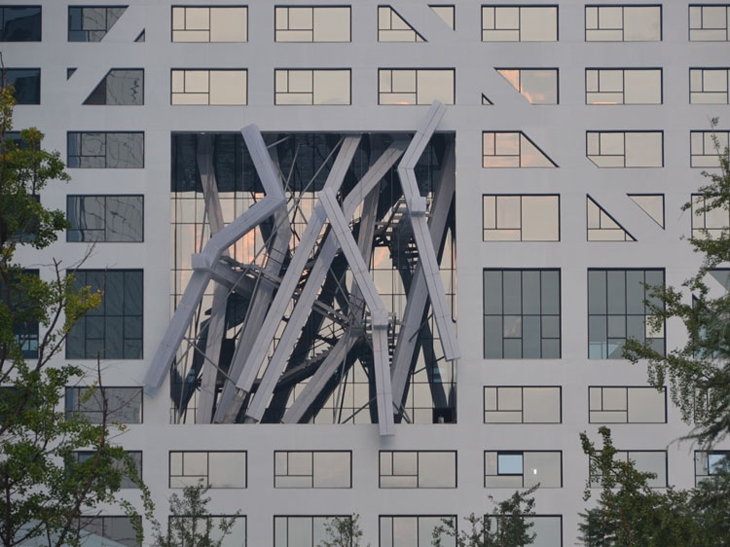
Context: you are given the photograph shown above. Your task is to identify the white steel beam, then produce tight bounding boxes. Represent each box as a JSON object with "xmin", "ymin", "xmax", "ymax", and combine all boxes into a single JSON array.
[
  {"xmin": 391, "ymin": 141, "xmax": 456, "ymax": 407},
  {"xmin": 397, "ymin": 101, "xmax": 460, "ymax": 361},
  {"xmin": 232, "ymin": 141, "xmax": 404, "ymax": 399}
]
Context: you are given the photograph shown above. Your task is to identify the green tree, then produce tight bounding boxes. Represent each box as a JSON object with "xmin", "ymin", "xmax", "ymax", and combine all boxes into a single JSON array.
[
  {"xmin": 150, "ymin": 483, "xmax": 240, "ymax": 547},
  {"xmin": 318, "ymin": 514, "xmax": 368, "ymax": 547},
  {"xmin": 0, "ymin": 68, "xmax": 150, "ymax": 547},
  {"xmin": 579, "ymin": 427, "xmax": 699, "ymax": 547},
  {"xmin": 624, "ymin": 119, "xmax": 730, "ymax": 448},
  {"xmin": 432, "ymin": 485, "xmax": 538, "ymax": 547}
]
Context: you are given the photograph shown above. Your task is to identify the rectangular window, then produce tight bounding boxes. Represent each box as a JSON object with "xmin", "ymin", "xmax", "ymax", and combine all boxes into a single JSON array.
[
  {"xmin": 589, "ymin": 386, "xmax": 667, "ymax": 423},
  {"xmin": 485, "ymin": 451, "xmax": 562, "ymax": 488},
  {"xmin": 691, "ymin": 194, "xmax": 729, "ymax": 239},
  {"xmin": 79, "ymin": 516, "xmax": 140, "ymax": 547},
  {"xmin": 378, "ymin": 69, "xmax": 454, "ymax": 105},
  {"xmin": 170, "ymin": 516, "xmax": 246, "ymax": 547},
  {"xmin": 65, "ymin": 386, "xmax": 143, "ymax": 424},
  {"xmin": 171, "ymin": 6, "xmax": 247, "ymax": 42},
  {"xmin": 68, "ymin": 6, "xmax": 126, "ymax": 42},
  {"xmin": 586, "ymin": 131, "xmax": 663, "ymax": 167},
  {"xmin": 274, "ymin": 451, "xmax": 351, "ymax": 488},
  {"xmin": 588, "ymin": 269, "xmax": 665, "ymax": 359},
  {"xmin": 66, "ymin": 269, "xmax": 143, "ymax": 360},
  {"xmin": 482, "ymin": 132, "xmax": 557, "ymax": 168},
  {"xmin": 586, "ymin": 68, "xmax": 662, "ymax": 105},
  {"xmin": 0, "ymin": 6, "xmax": 41, "ymax": 41},
  {"xmin": 169, "ymin": 451, "xmax": 247, "ymax": 488},
  {"xmin": 379, "ymin": 451, "xmax": 457, "ymax": 488},
  {"xmin": 380, "ymin": 516, "xmax": 456, "ymax": 547},
  {"xmin": 274, "ymin": 69, "xmax": 350, "ymax": 105},
  {"xmin": 67, "ymin": 132, "xmax": 144, "ymax": 169},
  {"xmin": 67, "ymin": 195, "xmax": 143, "ymax": 242},
  {"xmin": 84, "ymin": 69, "xmax": 143, "ymax": 106},
  {"xmin": 73, "ymin": 450, "xmax": 141, "ymax": 488},
  {"xmin": 585, "ymin": 5, "xmax": 662, "ymax": 41},
  {"xmin": 4, "ymin": 68, "xmax": 40, "ymax": 105},
  {"xmin": 691, "ymin": 130, "xmax": 729, "ymax": 168},
  {"xmin": 689, "ymin": 5, "xmax": 730, "ymax": 41},
  {"xmin": 484, "ymin": 386, "xmax": 561, "ymax": 424},
  {"xmin": 483, "ymin": 269, "xmax": 561, "ymax": 359},
  {"xmin": 171, "ymin": 69, "xmax": 247, "ymax": 106},
  {"xmin": 275, "ymin": 6, "xmax": 350, "ymax": 42},
  {"xmin": 481, "ymin": 5, "xmax": 558, "ymax": 41},
  {"xmin": 695, "ymin": 451, "xmax": 729, "ymax": 484},
  {"xmin": 275, "ymin": 516, "xmax": 352, "ymax": 547},
  {"xmin": 590, "ymin": 450, "xmax": 668, "ymax": 488},
  {"xmin": 690, "ymin": 68, "xmax": 730, "ymax": 104},
  {"xmin": 483, "ymin": 195, "xmax": 559, "ymax": 241}
]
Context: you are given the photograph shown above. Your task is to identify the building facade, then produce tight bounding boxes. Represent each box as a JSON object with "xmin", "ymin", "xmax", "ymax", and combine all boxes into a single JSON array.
[{"xmin": 4, "ymin": 1, "xmax": 730, "ymax": 545}]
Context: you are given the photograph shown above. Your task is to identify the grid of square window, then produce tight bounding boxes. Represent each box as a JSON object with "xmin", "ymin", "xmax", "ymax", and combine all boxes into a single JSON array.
[{"xmin": 483, "ymin": 269, "xmax": 561, "ymax": 359}]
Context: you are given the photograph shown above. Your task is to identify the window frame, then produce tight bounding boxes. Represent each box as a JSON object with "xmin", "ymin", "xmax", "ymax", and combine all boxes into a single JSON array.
[
  {"xmin": 170, "ymin": 68, "xmax": 248, "ymax": 106},
  {"xmin": 274, "ymin": 5, "xmax": 351, "ymax": 43},
  {"xmin": 171, "ymin": 5, "xmax": 248, "ymax": 43},
  {"xmin": 65, "ymin": 269, "xmax": 144, "ymax": 360},
  {"xmin": 589, "ymin": 449, "xmax": 668, "ymax": 488},
  {"xmin": 379, "ymin": 515, "xmax": 458, "ymax": 547},
  {"xmin": 378, "ymin": 68, "xmax": 455, "ymax": 105},
  {"xmin": 482, "ymin": 194, "xmax": 560, "ymax": 241},
  {"xmin": 67, "ymin": 194, "xmax": 144, "ymax": 243},
  {"xmin": 483, "ymin": 386, "xmax": 563, "ymax": 424},
  {"xmin": 585, "ymin": 4, "xmax": 663, "ymax": 42},
  {"xmin": 495, "ymin": 67, "xmax": 559, "ymax": 104},
  {"xmin": 68, "ymin": 6, "xmax": 127, "ymax": 42},
  {"xmin": 689, "ymin": 67, "xmax": 730, "ymax": 104},
  {"xmin": 689, "ymin": 4, "xmax": 730, "ymax": 41},
  {"xmin": 481, "ymin": 5, "xmax": 559, "ymax": 42},
  {"xmin": 482, "ymin": 131, "xmax": 558, "ymax": 168},
  {"xmin": 79, "ymin": 515, "xmax": 141, "ymax": 547},
  {"xmin": 73, "ymin": 450, "xmax": 142, "ymax": 488},
  {"xmin": 274, "ymin": 515, "xmax": 352, "ymax": 547},
  {"xmin": 484, "ymin": 450, "xmax": 563, "ymax": 488},
  {"xmin": 379, "ymin": 450, "xmax": 458, "ymax": 489},
  {"xmin": 483, "ymin": 268, "xmax": 562, "ymax": 359},
  {"xmin": 585, "ymin": 67, "xmax": 663, "ymax": 105},
  {"xmin": 273, "ymin": 450, "xmax": 352, "ymax": 489},
  {"xmin": 586, "ymin": 130, "xmax": 664, "ymax": 168},
  {"xmin": 694, "ymin": 450, "xmax": 730, "ymax": 484},
  {"xmin": 67, "ymin": 131, "xmax": 145, "ymax": 169},
  {"xmin": 168, "ymin": 450, "xmax": 248, "ymax": 489},
  {"xmin": 3, "ymin": 67, "xmax": 40, "ymax": 105},
  {"xmin": 0, "ymin": 6, "xmax": 42, "ymax": 42},
  {"xmin": 273, "ymin": 68, "xmax": 351, "ymax": 105},
  {"xmin": 65, "ymin": 386, "xmax": 143, "ymax": 424},
  {"xmin": 588, "ymin": 386, "xmax": 668, "ymax": 424}
]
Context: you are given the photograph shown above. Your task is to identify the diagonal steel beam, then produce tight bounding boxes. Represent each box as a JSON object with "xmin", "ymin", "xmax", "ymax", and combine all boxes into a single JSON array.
[{"xmin": 397, "ymin": 101, "xmax": 460, "ymax": 362}]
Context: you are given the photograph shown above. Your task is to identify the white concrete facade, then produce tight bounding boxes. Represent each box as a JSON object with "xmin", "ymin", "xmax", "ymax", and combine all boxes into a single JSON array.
[{"xmin": 5, "ymin": 0, "xmax": 730, "ymax": 545}]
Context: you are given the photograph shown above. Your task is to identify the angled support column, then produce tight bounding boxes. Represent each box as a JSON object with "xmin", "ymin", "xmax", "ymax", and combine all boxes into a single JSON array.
[
  {"xmin": 282, "ymin": 189, "xmax": 381, "ymax": 424},
  {"xmin": 144, "ymin": 126, "xmax": 286, "ymax": 391},
  {"xmin": 196, "ymin": 136, "xmax": 233, "ymax": 423},
  {"xmin": 391, "ymin": 141, "xmax": 456, "ymax": 408},
  {"xmin": 213, "ymin": 136, "xmax": 362, "ymax": 422},
  {"xmin": 231, "ymin": 141, "xmax": 405, "ymax": 404},
  {"xmin": 210, "ymin": 127, "xmax": 295, "ymax": 423},
  {"xmin": 397, "ymin": 101, "xmax": 460, "ymax": 361},
  {"xmin": 285, "ymin": 187, "xmax": 394, "ymax": 435}
]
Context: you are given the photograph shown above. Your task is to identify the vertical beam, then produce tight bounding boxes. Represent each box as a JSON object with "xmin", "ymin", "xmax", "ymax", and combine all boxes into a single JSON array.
[{"xmin": 397, "ymin": 101, "xmax": 460, "ymax": 361}]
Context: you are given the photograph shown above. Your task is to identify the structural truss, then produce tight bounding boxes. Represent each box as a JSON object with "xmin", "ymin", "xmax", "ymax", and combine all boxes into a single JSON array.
[{"xmin": 145, "ymin": 103, "xmax": 459, "ymax": 435}]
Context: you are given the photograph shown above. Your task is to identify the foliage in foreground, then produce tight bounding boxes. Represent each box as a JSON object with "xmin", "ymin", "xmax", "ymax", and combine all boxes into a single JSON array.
[
  {"xmin": 432, "ymin": 485, "xmax": 537, "ymax": 547},
  {"xmin": 0, "ymin": 74, "xmax": 150, "ymax": 547},
  {"xmin": 150, "ymin": 483, "xmax": 240, "ymax": 547},
  {"xmin": 579, "ymin": 427, "xmax": 730, "ymax": 547},
  {"xmin": 318, "ymin": 514, "xmax": 369, "ymax": 547},
  {"xmin": 624, "ymin": 119, "xmax": 730, "ymax": 448}
]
